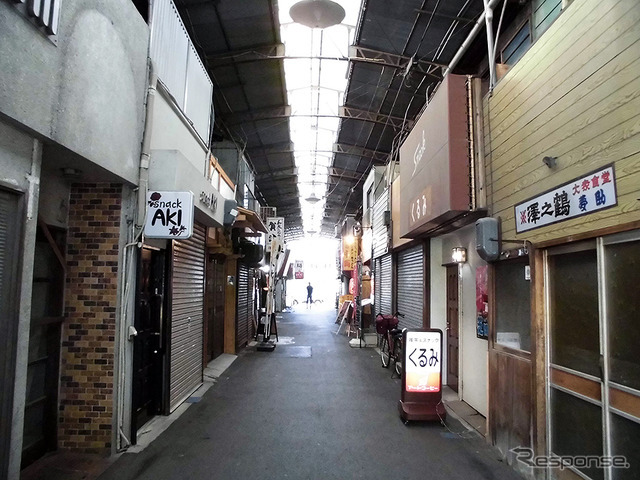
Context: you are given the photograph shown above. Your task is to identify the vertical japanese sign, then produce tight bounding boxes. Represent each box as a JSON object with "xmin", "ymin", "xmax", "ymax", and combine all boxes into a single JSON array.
[
  {"xmin": 145, "ymin": 191, "xmax": 194, "ymax": 239},
  {"xmin": 514, "ymin": 165, "xmax": 617, "ymax": 233},
  {"xmin": 405, "ymin": 330, "xmax": 442, "ymax": 393},
  {"xmin": 342, "ymin": 239, "xmax": 358, "ymax": 271},
  {"xmin": 265, "ymin": 217, "xmax": 284, "ymax": 252},
  {"xmin": 294, "ymin": 260, "xmax": 304, "ymax": 279}
]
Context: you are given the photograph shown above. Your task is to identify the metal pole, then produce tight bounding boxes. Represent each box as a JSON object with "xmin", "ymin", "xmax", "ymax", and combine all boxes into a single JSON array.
[{"xmin": 482, "ymin": 0, "xmax": 497, "ymax": 92}]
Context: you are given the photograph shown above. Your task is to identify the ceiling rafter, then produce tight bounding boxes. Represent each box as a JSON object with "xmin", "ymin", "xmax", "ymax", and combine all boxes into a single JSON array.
[
  {"xmin": 207, "ymin": 43, "xmax": 286, "ymax": 67},
  {"xmin": 338, "ymin": 105, "xmax": 414, "ymax": 130},
  {"xmin": 223, "ymin": 105, "xmax": 291, "ymax": 125},
  {"xmin": 348, "ymin": 45, "xmax": 445, "ymax": 79},
  {"xmin": 333, "ymin": 143, "xmax": 389, "ymax": 163}
]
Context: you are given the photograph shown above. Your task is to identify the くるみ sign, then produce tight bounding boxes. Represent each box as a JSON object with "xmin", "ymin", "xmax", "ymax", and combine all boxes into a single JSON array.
[
  {"xmin": 404, "ymin": 330, "xmax": 442, "ymax": 393},
  {"xmin": 514, "ymin": 165, "xmax": 617, "ymax": 233},
  {"xmin": 145, "ymin": 191, "xmax": 194, "ymax": 239}
]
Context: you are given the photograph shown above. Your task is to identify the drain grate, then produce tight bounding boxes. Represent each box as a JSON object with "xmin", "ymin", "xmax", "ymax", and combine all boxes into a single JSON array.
[{"xmin": 271, "ymin": 346, "xmax": 312, "ymax": 358}]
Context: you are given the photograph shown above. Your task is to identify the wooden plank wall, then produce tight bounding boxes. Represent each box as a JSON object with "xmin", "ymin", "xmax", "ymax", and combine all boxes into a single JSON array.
[{"xmin": 484, "ymin": 0, "xmax": 640, "ymax": 243}]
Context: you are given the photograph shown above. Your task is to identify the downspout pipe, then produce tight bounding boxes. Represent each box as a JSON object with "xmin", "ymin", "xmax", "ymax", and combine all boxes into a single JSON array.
[
  {"xmin": 116, "ymin": 59, "xmax": 157, "ymax": 452},
  {"xmin": 443, "ymin": 0, "xmax": 503, "ymax": 81},
  {"xmin": 136, "ymin": 59, "xmax": 158, "ymax": 231}
]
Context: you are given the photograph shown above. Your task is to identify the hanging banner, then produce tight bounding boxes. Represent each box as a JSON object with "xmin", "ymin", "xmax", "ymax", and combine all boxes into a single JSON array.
[
  {"xmin": 266, "ymin": 217, "xmax": 284, "ymax": 252},
  {"xmin": 514, "ymin": 164, "xmax": 617, "ymax": 233},
  {"xmin": 294, "ymin": 260, "xmax": 304, "ymax": 279},
  {"xmin": 342, "ymin": 238, "xmax": 358, "ymax": 271},
  {"xmin": 145, "ymin": 191, "xmax": 194, "ymax": 239}
]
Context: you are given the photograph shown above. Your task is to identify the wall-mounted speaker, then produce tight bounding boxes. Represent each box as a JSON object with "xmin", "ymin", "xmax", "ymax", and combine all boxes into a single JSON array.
[{"xmin": 475, "ymin": 217, "xmax": 500, "ymax": 262}]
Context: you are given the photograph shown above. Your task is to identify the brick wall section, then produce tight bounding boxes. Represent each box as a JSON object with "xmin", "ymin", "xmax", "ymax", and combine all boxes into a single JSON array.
[{"xmin": 59, "ymin": 183, "xmax": 122, "ymax": 453}]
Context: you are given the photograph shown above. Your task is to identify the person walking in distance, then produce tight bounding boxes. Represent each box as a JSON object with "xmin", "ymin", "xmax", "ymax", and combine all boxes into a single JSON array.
[{"xmin": 306, "ymin": 282, "xmax": 313, "ymax": 306}]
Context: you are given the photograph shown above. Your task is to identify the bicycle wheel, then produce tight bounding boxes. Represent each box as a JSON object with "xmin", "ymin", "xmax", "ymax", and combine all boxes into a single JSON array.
[
  {"xmin": 394, "ymin": 338, "xmax": 403, "ymax": 376},
  {"xmin": 380, "ymin": 335, "xmax": 390, "ymax": 368}
]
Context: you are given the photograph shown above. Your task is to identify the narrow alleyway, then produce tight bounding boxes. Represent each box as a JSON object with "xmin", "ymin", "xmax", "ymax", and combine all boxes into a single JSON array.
[{"xmin": 98, "ymin": 307, "xmax": 522, "ymax": 480}]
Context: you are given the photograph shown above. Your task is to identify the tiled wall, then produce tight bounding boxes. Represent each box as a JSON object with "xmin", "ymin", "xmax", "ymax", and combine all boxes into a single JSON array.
[{"xmin": 59, "ymin": 183, "xmax": 122, "ymax": 452}]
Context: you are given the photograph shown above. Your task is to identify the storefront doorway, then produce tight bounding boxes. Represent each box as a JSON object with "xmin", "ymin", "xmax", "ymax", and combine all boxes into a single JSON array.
[
  {"xmin": 547, "ymin": 230, "xmax": 640, "ymax": 480},
  {"xmin": 446, "ymin": 265, "xmax": 459, "ymax": 392},
  {"xmin": 132, "ymin": 247, "xmax": 167, "ymax": 439},
  {"xmin": 206, "ymin": 254, "xmax": 225, "ymax": 361}
]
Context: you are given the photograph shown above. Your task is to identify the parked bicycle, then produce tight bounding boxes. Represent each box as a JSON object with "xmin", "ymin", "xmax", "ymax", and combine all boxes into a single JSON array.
[{"xmin": 375, "ymin": 312, "xmax": 405, "ymax": 376}]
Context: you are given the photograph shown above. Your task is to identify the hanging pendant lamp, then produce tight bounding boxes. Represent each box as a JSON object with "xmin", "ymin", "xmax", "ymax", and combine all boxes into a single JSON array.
[
  {"xmin": 305, "ymin": 192, "xmax": 321, "ymax": 204},
  {"xmin": 289, "ymin": 0, "xmax": 345, "ymax": 29}
]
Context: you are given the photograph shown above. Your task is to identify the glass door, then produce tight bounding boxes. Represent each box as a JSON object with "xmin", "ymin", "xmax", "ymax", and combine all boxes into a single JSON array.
[
  {"xmin": 546, "ymin": 232, "xmax": 640, "ymax": 480},
  {"xmin": 602, "ymin": 232, "xmax": 640, "ymax": 480}
]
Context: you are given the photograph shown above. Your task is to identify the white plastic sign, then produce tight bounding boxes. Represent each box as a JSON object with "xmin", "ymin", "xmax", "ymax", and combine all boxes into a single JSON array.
[{"xmin": 145, "ymin": 191, "xmax": 194, "ymax": 239}]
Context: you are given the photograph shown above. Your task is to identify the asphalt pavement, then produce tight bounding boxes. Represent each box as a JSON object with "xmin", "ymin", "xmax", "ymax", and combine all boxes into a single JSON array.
[{"xmin": 98, "ymin": 305, "xmax": 523, "ymax": 480}]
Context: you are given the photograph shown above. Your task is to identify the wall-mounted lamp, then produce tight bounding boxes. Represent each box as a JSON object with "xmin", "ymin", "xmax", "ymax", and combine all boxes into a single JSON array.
[
  {"xmin": 344, "ymin": 234, "xmax": 355, "ymax": 245},
  {"xmin": 61, "ymin": 167, "xmax": 82, "ymax": 179},
  {"xmin": 542, "ymin": 156, "xmax": 557, "ymax": 168},
  {"xmin": 452, "ymin": 247, "xmax": 467, "ymax": 264}
]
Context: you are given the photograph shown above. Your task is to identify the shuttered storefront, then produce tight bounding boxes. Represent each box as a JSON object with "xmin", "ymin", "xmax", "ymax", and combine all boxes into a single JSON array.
[
  {"xmin": 372, "ymin": 188, "xmax": 389, "ymax": 259},
  {"xmin": 396, "ymin": 244, "xmax": 424, "ymax": 329},
  {"xmin": 169, "ymin": 223, "xmax": 205, "ymax": 411},
  {"xmin": 378, "ymin": 253, "xmax": 392, "ymax": 317},
  {"xmin": 1, "ymin": 189, "xmax": 22, "ymax": 476},
  {"xmin": 236, "ymin": 263, "xmax": 253, "ymax": 349}
]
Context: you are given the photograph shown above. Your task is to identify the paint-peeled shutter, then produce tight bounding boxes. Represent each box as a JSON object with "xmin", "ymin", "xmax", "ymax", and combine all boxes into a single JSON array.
[
  {"xmin": 372, "ymin": 189, "xmax": 389, "ymax": 259},
  {"xmin": 396, "ymin": 244, "xmax": 424, "ymax": 329},
  {"xmin": 236, "ymin": 263, "xmax": 250, "ymax": 349},
  {"xmin": 169, "ymin": 223, "xmax": 205, "ymax": 411},
  {"xmin": 379, "ymin": 253, "xmax": 392, "ymax": 316},
  {"xmin": 0, "ymin": 190, "xmax": 21, "ymax": 475}
]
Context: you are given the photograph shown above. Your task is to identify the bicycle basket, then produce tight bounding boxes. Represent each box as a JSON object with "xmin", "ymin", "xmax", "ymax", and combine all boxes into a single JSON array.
[{"xmin": 375, "ymin": 314, "xmax": 399, "ymax": 334}]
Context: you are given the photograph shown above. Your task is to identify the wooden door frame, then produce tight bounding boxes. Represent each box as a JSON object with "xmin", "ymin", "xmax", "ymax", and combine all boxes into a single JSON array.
[{"xmin": 445, "ymin": 263, "xmax": 460, "ymax": 393}]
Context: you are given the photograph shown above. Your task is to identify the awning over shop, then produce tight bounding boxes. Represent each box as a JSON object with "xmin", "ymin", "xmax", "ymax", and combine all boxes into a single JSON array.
[{"xmin": 233, "ymin": 206, "xmax": 267, "ymax": 237}]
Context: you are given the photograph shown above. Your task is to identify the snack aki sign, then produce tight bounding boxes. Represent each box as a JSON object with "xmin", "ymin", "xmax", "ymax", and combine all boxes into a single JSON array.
[
  {"xmin": 145, "ymin": 191, "xmax": 194, "ymax": 239},
  {"xmin": 514, "ymin": 165, "xmax": 617, "ymax": 233}
]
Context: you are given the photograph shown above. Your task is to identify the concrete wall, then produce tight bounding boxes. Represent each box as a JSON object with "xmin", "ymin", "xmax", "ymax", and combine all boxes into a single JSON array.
[
  {"xmin": 435, "ymin": 225, "xmax": 489, "ymax": 417},
  {"xmin": 0, "ymin": 120, "xmax": 41, "ymax": 479},
  {"xmin": 0, "ymin": 0, "xmax": 149, "ymax": 184},
  {"xmin": 150, "ymin": 89, "xmax": 210, "ymax": 177}
]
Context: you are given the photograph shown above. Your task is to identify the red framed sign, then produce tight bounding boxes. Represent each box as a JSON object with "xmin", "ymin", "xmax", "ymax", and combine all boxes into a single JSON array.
[{"xmin": 399, "ymin": 329, "xmax": 446, "ymax": 422}]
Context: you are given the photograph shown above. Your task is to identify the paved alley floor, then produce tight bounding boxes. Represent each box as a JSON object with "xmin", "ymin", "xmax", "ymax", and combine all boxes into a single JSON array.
[{"xmin": 98, "ymin": 306, "xmax": 523, "ymax": 480}]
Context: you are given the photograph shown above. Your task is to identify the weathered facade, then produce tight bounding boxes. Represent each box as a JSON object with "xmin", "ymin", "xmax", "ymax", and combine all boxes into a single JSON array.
[{"xmin": 483, "ymin": 0, "xmax": 640, "ymax": 478}]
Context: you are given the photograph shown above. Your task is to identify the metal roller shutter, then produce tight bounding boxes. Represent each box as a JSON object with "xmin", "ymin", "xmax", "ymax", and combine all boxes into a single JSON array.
[
  {"xmin": 372, "ymin": 189, "xmax": 389, "ymax": 259},
  {"xmin": 169, "ymin": 223, "xmax": 205, "ymax": 411},
  {"xmin": 374, "ymin": 257, "xmax": 381, "ymax": 315},
  {"xmin": 396, "ymin": 244, "xmax": 424, "ymax": 330},
  {"xmin": 379, "ymin": 253, "xmax": 392, "ymax": 316},
  {"xmin": 236, "ymin": 263, "xmax": 251, "ymax": 349}
]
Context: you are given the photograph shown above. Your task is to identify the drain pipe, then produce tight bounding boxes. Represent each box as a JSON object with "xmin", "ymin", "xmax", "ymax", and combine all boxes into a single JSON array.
[
  {"xmin": 443, "ymin": 0, "xmax": 503, "ymax": 84},
  {"xmin": 137, "ymin": 59, "xmax": 157, "ymax": 231},
  {"xmin": 116, "ymin": 59, "xmax": 158, "ymax": 452}
]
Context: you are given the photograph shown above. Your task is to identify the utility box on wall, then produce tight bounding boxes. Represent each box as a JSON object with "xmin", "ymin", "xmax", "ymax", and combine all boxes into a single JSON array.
[{"xmin": 475, "ymin": 217, "xmax": 499, "ymax": 262}]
